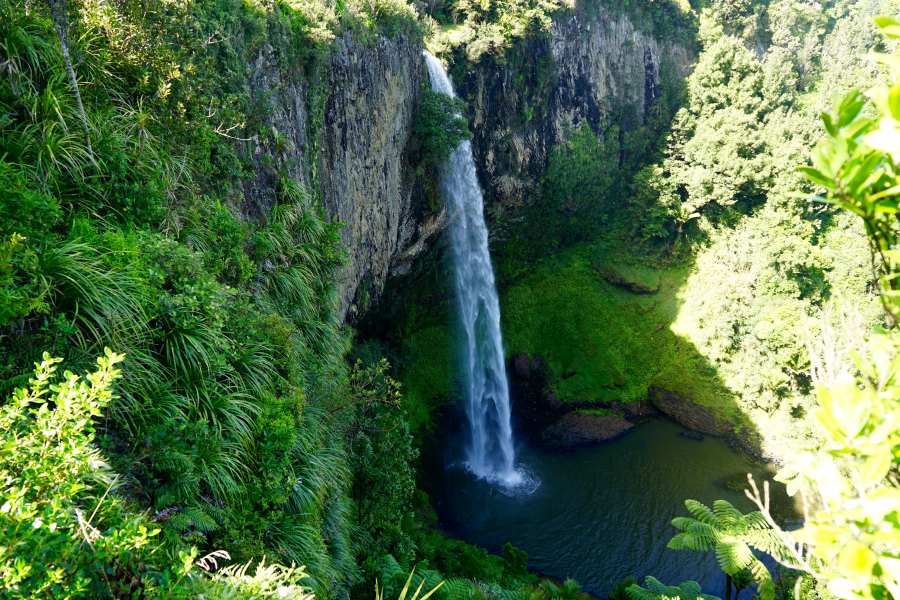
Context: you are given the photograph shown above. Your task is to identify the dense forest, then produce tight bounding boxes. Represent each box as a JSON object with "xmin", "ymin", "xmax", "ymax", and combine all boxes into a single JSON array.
[{"xmin": 4, "ymin": 0, "xmax": 900, "ymax": 597}]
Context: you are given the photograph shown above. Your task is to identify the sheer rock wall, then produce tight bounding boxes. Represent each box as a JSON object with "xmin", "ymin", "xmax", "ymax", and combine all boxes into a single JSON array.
[{"xmin": 241, "ymin": 33, "xmax": 439, "ymax": 322}]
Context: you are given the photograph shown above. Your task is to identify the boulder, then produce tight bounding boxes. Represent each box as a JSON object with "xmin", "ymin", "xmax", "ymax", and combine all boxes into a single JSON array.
[
  {"xmin": 648, "ymin": 386, "xmax": 729, "ymax": 436},
  {"xmin": 680, "ymin": 430, "xmax": 703, "ymax": 441},
  {"xmin": 513, "ymin": 353, "xmax": 531, "ymax": 379},
  {"xmin": 536, "ymin": 413, "xmax": 635, "ymax": 450},
  {"xmin": 542, "ymin": 391, "xmax": 563, "ymax": 411},
  {"xmin": 611, "ymin": 400, "xmax": 657, "ymax": 419}
]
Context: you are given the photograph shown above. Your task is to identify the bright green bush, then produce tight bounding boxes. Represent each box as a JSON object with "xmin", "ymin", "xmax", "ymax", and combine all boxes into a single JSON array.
[
  {"xmin": 0, "ymin": 349, "xmax": 158, "ymax": 598},
  {"xmin": 415, "ymin": 88, "xmax": 471, "ymax": 167},
  {"xmin": 0, "ymin": 348, "xmax": 334, "ymax": 599},
  {"xmin": 625, "ymin": 577, "xmax": 720, "ymax": 600}
]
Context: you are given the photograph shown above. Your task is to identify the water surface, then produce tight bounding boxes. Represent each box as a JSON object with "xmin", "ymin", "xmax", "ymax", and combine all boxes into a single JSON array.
[{"xmin": 440, "ymin": 419, "xmax": 798, "ymax": 597}]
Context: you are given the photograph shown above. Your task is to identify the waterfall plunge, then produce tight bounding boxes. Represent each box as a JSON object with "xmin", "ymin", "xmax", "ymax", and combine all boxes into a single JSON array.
[{"xmin": 424, "ymin": 52, "xmax": 537, "ymax": 493}]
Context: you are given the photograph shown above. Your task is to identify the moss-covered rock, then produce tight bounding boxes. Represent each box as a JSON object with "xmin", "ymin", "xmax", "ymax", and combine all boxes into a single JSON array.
[{"xmin": 593, "ymin": 261, "xmax": 661, "ymax": 294}]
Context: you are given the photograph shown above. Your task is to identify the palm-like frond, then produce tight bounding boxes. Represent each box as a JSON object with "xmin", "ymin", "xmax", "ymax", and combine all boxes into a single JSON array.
[
  {"xmin": 685, "ymin": 499, "xmax": 721, "ymax": 528},
  {"xmin": 626, "ymin": 577, "xmax": 720, "ymax": 600},
  {"xmin": 669, "ymin": 499, "xmax": 787, "ymax": 600},
  {"xmin": 444, "ymin": 578, "xmax": 476, "ymax": 600}
]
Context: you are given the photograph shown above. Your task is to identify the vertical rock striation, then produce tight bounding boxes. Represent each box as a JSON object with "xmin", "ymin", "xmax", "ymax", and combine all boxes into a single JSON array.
[
  {"xmin": 241, "ymin": 33, "xmax": 445, "ymax": 322},
  {"xmin": 320, "ymin": 34, "xmax": 434, "ymax": 321}
]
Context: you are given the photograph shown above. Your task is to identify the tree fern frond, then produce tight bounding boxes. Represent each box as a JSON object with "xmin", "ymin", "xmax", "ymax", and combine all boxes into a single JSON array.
[
  {"xmin": 677, "ymin": 581, "xmax": 702, "ymax": 599},
  {"xmin": 646, "ymin": 577, "xmax": 670, "ymax": 597},
  {"xmin": 684, "ymin": 499, "xmax": 720, "ymax": 527},
  {"xmin": 715, "ymin": 541, "xmax": 755, "ymax": 573},
  {"xmin": 668, "ymin": 532, "xmax": 713, "ymax": 552},
  {"xmin": 443, "ymin": 578, "xmax": 475, "ymax": 600},
  {"xmin": 712, "ymin": 500, "xmax": 743, "ymax": 528}
]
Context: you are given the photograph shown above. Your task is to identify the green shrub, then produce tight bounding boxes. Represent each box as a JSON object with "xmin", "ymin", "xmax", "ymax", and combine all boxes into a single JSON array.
[
  {"xmin": 415, "ymin": 87, "xmax": 471, "ymax": 168},
  {"xmin": 524, "ymin": 124, "xmax": 619, "ymax": 252},
  {"xmin": 0, "ymin": 163, "xmax": 62, "ymax": 245},
  {"xmin": 0, "ymin": 349, "xmax": 158, "ymax": 598}
]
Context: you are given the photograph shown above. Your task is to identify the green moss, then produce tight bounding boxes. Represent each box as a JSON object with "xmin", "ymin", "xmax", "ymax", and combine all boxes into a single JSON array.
[
  {"xmin": 499, "ymin": 246, "xmax": 686, "ymax": 405},
  {"xmin": 649, "ymin": 355, "xmax": 731, "ymax": 414},
  {"xmin": 574, "ymin": 408, "xmax": 622, "ymax": 417},
  {"xmin": 594, "ymin": 261, "xmax": 660, "ymax": 294},
  {"xmin": 397, "ymin": 324, "xmax": 457, "ymax": 437}
]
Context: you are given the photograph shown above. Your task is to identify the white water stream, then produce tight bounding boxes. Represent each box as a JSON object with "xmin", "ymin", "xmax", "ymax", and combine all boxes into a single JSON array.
[{"xmin": 423, "ymin": 52, "xmax": 536, "ymax": 493}]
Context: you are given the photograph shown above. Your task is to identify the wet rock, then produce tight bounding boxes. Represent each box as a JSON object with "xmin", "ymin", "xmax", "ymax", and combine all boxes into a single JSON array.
[
  {"xmin": 648, "ymin": 386, "xmax": 780, "ymax": 464},
  {"xmin": 623, "ymin": 401, "xmax": 657, "ymax": 419},
  {"xmin": 510, "ymin": 358, "xmax": 560, "ymax": 438},
  {"xmin": 681, "ymin": 431, "xmax": 703, "ymax": 441},
  {"xmin": 542, "ymin": 391, "xmax": 562, "ymax": 411},
  {"xmin": 241, "ymin": 33, "xmax": 443, "ymax": 324},
  {"xmin": 514, "ymin": 353, "xmax": 532, "ymax": 379},
  {"xmin": 532, "ymin": 354, "xmax": 542, "ymax": 371},
  {"xmin": 536, "ymin": 413, "xmax": 635, "ymax": 450},
  {"xmin": 461, "ymin": 8, "xmax": 694, "ymax": 213}
]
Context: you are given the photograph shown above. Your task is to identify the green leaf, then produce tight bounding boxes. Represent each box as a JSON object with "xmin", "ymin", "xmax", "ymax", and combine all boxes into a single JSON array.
[
  {"xmin": 836, "ymin": 93, "xmax": 866, "ymax": 128},
  {"xmin": 874, "ymin": 16, "xmax": 900, "ymax": 38},
  {"xmin": 798, "ymin": 167, "xmax": 834, "ymax": 188}
]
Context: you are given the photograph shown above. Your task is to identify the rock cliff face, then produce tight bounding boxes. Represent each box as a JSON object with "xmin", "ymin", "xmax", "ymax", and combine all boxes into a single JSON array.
[
  {"xmin": 458, "ymin": 8, "xmax": 694, "ymax": 218},
  {"xmin": 241, "ymin": 10, "xmax": 693, "ymax": 322},
  {"xmin": 241, "ymin": 32, "xmax": 443, "ymax": 322},
  {"xmin": 321, "ymin": 35, "xmax": 443, "ymax": 321}
]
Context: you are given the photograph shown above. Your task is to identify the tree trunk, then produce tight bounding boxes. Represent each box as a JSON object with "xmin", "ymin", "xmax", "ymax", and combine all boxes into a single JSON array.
[
  {"xmin": 48, "ymin": 0, "xmax": 94, "ymax": 163},
  {"xmin": 725, "ymin": 574, "xmax": 732, "ymax": 600}
]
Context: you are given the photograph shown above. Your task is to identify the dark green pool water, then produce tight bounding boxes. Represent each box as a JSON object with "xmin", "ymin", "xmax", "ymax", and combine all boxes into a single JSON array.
[{"xmin": 439, "ymin": 418, "xmax": 799, "ymax": 597}]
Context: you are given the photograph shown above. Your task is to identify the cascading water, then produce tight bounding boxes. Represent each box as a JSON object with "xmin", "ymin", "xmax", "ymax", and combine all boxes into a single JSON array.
[{"xmin": 424, "ymin": 51, "xmax": 537, "ymax": 493}]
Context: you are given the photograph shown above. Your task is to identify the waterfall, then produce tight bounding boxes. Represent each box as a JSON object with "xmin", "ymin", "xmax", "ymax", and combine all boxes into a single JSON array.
[{"xmin": 424, "ymin": 52, "xmax": 535, "ymax": 492}]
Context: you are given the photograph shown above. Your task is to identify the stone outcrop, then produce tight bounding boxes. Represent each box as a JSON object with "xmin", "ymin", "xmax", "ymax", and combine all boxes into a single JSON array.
[
  {"xmin": 648, "ymin": 386, "xmax": 783, "ymax": 464},
  {"xmin": 241, "ymin": 10, "xmax": 694, "ymax": 323},
  {"xmin": 606, "ymin": 399, "xmax": 657, "ymax": 419},
  {"xmin": 536, "ymin": 413, "xmax": 635, "ymax": 450},
  {"xmin": 647, "ymin": 387, "xmax": 731, "ymax": 437},
  {"xmin": 321, "ymin": 34, "xmax": 440, "ymax": 320}
]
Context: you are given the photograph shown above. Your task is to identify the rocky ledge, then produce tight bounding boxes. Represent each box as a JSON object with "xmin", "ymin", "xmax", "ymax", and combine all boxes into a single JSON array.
[
  {"xmin": 510, "ymin": 352, "xmax": 654, "ymax": 449},
  {"xmin": 536, "ymin": 413, "xmax": 635, "ymax": 450},
  {"xmin": 648, "ymin": 386, "xmax": 784, "ymax": 465}
]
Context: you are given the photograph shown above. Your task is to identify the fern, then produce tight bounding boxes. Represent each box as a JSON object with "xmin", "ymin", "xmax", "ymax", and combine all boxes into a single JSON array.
[
  {"xmin": 195, "ymin": 558, "xmax": 315, "ymax": 600},
  {"xmin": 668, "ymin": 500, "xmax": 787, "ymax": 600},
  {"xmin": 443, "ymin": 578, "xmax": 476, "ymax": 600},
  {"xmin": 625, "ymin": 577, "xmax": 720, "ymax": 600}
]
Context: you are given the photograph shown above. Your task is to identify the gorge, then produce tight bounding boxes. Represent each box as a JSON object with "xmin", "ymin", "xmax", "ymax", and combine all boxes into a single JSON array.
[{"xmin": 1, "ymin": 0, "xmax": 895, "ymax": 598}]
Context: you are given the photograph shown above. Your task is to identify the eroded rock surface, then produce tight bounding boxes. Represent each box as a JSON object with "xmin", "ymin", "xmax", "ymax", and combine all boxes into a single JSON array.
[
  {"xmin": 240, "ymin": 33, "xmax": 442, "ymax": 322},
  {"xmin": 648, "ymin": 387, "xmax": 729, "ymax": 436},
  {"xmin": 241, "ymin": 11, "xmax": 695, "ymax": 323},
  {"xmin": 321, "ymin": 34, "xmax": 437, "ymax": 321},
  {"xmin": 537, "ymin": 413, "xmax": 635, "ymax": 450}
]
